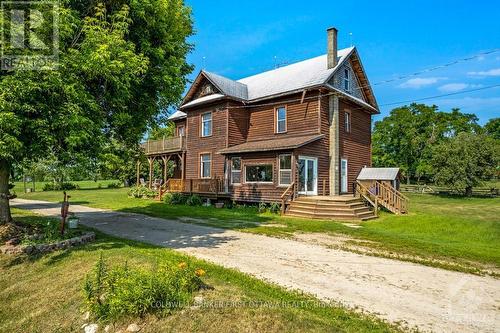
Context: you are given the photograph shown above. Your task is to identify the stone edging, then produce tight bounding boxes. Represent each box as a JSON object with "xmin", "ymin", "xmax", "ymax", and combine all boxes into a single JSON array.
[{"xmin": 0, "ymin": 232, "xmax": 96, "ymax": 255}]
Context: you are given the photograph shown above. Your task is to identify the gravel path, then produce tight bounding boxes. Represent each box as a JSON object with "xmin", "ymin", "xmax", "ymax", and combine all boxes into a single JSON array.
[{"xmin": 11, "ymin": 198, "xmax": 500, "ymax": 333}]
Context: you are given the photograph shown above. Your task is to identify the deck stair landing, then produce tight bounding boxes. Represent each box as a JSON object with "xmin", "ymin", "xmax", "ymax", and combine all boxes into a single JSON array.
[{"xmin": 286, "ymin": 196, "xmax": 377, "ymax": 221}]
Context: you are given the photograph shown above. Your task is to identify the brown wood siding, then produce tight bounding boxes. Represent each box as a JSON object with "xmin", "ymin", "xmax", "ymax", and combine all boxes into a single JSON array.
[
  {"xmin": 229, "ymin": 151, "xmax": 292, "ymax": 202},
  {"xmin": 339, "ymin": 99, "xmax": 372, "ymax": 193},
  {"xmin": 246, "ymin": 92, "xmax": 320, "ymax": 141},
  {"xmin": 227, "ymin": 102, "xmax": 249, "ymax": 146},
  {"xmin": 174, "ymin": 119, "xmax": 186, "ymax": 136},
  {"xmin": 185, "ymin": 103, "xmax": 227, "ymax": 180}
]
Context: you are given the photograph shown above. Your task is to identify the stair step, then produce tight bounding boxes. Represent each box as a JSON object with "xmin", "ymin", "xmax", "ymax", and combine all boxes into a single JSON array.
[{"xmin": 288, "ymin": 208, "xmax": 358, "ymax": 218}]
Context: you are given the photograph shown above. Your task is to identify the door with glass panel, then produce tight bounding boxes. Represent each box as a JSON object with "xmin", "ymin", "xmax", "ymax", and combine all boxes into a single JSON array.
[{"xmin": 298, "ymin": 157, "xmax": 317, "ymax": 195}]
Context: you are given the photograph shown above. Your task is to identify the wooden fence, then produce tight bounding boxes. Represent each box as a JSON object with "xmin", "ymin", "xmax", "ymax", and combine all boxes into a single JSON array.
[{"xmin": 400, "ymin": 184, "xmax": 499, "ymax": 197}]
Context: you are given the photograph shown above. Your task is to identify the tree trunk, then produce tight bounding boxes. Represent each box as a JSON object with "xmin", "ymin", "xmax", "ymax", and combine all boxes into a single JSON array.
[
  {"xmin": 465, "ymin": 186, "xmax": 473, "ymax": 197},
  {"xmin": 0, "ymin": 159, "xmax": 13, "ymax": 224}
]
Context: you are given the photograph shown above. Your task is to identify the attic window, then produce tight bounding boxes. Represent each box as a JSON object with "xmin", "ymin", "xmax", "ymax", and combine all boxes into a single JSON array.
[
  {"xmin": 344, "ymin": 68, "xmax": 350, "ymax": 92},
  {"xmin": 202, "ymin": 84, "xmax": 214, "ymax": 95}
]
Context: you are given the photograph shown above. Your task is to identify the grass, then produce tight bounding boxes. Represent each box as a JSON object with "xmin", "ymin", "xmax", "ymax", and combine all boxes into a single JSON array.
[
  {"xmin": 12, "ymin": 179, "xmax": 121, "ymax": 193},
  {"xmin": 17, "ymin": 188, "xmax": 500, "ymax": 274},
  {"xmin": 0, "ymin": 209, "xmax": 399, "ymax": 333}
]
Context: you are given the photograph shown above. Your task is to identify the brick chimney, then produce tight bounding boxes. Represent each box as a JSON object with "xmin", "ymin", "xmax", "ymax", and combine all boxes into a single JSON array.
[{"xmin": 327, "ymin": 27, "xmax": 338, "ymax": 69}]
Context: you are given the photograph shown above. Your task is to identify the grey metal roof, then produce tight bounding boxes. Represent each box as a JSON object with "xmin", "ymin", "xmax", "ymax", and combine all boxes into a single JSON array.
[
  {"xmin": 218, "ymin": 134, "xmax": 324, "ymax": 154},
  {"xmin": 357, "ymin": 167, "xmax": 400, "ymax": 181},
  {"xmin": 203, "ymin": 71, "xmax": 248, "ymax": 100},
  {"xmin": 167, "ymin": 110, "xmax": 187, "ymax": 121}
]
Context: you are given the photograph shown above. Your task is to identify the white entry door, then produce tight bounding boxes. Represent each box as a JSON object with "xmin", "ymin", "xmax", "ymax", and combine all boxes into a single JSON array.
[
  {"xmin": 341, "ymin": 158, "xmax": 348, "ymax": 193},
  {"xmin": 298, "ymin": 157, "xmax": 317, "ymax": 195}
]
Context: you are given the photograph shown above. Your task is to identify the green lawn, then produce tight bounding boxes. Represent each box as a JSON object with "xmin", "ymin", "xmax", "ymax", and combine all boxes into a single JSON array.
[
  {"xmin": 17, "ymin": 188, "xmax": 500, "ymax": 274},
  {"xmin": 0, "ymin": 209, "xmax": 397, "ymax": 333},
  {"xmin": 12, "ymin": 179, "xmax": 121, "ymax": 193}
]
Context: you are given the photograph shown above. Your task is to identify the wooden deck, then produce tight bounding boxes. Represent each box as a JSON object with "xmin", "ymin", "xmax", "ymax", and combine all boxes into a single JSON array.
[{"xmin": 141, "ymin": 136, "xmax": 186, "ymax": 156}]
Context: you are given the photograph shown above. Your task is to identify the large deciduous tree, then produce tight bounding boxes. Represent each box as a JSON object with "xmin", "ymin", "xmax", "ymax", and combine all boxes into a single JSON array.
[
  {"xmin": 0, "ymin": 0, "xmax": 193, "ymax": 223},
  {"xmin": 372, "ymin": 103, "xmax": 480, "ymax": 183},
  {"xmin": 431, "ymin": 132, "xmax": 499, "ymax": 196}
]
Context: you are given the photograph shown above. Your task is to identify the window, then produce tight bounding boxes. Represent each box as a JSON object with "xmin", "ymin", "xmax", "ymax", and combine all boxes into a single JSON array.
[
  {"xmin": 201, "ymin": 112, "xmax": 212, "ymax": 137},
  {"xmin": 177, "ymin": 125, "xmax": 185, "ymax": 136},
  {"xmin": 344, "ymin": 68, "xmax": 350, "ymax": 91},
  {"xmin": 200, "ymin": 153, "xmax": 211, "ymax": 178},
  {"xmin": 279, "ymin": 154, "xmax": 292, "ymax": 186},
  {"xmin": 245, "ymin": 165, "xmax": 273, "ymax": 183},
  {"xmin": 275, "ymin": 106, "xmax": 286, "ymax": 133},
  {"xmin": 231, "ymin": 157, "xmax": 241, "ymax": 184},
  {"xmin": 345, "ymin": 111, "xmax": 351, "ymax": 133}
]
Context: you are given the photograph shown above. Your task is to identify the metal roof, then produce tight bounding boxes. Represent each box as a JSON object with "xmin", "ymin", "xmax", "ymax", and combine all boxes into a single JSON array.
[
  {"xmin": 218, "ymin": 134, "xmax": 324, "ymax": 154},
  {"xmin": 357, "ymin": 167, "xmax": 400, "ymax": 181},
  {"xmin": 167, "ymin": 110, "xmax": 187, "ymax": 121},
  {"xmin": 203, "ymin": 71, "xmax": 248, "ymax": 100}
]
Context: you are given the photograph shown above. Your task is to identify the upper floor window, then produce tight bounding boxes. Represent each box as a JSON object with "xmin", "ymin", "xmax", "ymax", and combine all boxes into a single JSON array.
[
  {"xmin": 231, "ymin": 157, "xmax": 241, "ymax": 185},
  {"xmin": 345, "ymin": 111, "xmax": 351, "ymax": 133},
  {"xmin": 201, "ymin": 112, "xmax": 212, "ymax": 137},
  {"xmin": 276, "ymin": 106, "xmax": 287, "ymax": 133},
  {"xmin": 279, "ymin": 154, "xmax": 292, "ymax": 186},
  {"xmin": 344, "ymin": 68, "xmax": 350, "ymax": 92},
  {"xmin": 177, "ymin": 125, "xmax": 185, "ymax": 137},
  {"xmin": 200, "ymin": 153, "xmax": 211, "ymax": 178}
]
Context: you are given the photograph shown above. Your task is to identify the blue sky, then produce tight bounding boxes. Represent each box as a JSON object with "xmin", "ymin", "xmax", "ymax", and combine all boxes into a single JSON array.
[{"xmin": 184, "ymin": 0, "xmax": 500, "ymax": 124}]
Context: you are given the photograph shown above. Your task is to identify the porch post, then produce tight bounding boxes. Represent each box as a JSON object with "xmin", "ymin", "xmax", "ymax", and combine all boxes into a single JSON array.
[
  {"xmin": 181, "ymin": 152, "xmax": 185, "ymax": 180},
  {"xmin": 148, "ymin": 157, "xmax": 154, "ymax": 189},
  {"xmin": 162, "ymin": 155, "xmax": 168, "ymax": 185},
  {"xmin": 136, "ymin": 160, "xmax": 141, "ymax": 186}
]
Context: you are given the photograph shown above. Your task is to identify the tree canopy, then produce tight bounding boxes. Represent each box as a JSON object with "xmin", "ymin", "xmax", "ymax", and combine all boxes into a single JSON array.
[{"xmin": 0, "ymin": 0, "xmax": 193, "ymax": 223}]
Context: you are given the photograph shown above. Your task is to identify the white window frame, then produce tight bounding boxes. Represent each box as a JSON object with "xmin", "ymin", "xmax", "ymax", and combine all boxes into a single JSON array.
[
  {"xmin": 345, "ymin": 111, "xmax": 351, "ymax": 133},
  {"xmin": 275, "ymin": 106, "xmax": 287, "ymax": 133},
  {"xmin": 344, "ymin": 68, "xmax": 350, "ymax": 92},
  {"xmin": 278, "ymin": 154, "xmax": 292, "ymax": 186},
  {"xmin": 177, "ymin": 125, "xmax": 185, "ymax": 137},
  {"xmin": 201, "ymin": 112, "xmax": 212, "ymax": 137},
  {"xmin": 200, "ymin": 153, "xmax": 211, "ymax": 178},
  {"xmin": 231, "ymin": 157, "xmax": 241, "ymax": 185},
  {"xmin": 244, "ymin": 164, "xmax": 274, "ymax": 184}
]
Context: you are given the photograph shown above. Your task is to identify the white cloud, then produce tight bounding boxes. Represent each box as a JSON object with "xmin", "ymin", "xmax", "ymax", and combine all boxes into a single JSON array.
[
  {"xmin": 467, "ymin": 68, "xmax": 500, "ymax": 76},
  {"xmin": 438, "ymin": 83, "xmax": 483, "ymax": 93},
  {"xmin": 398, "ymin": 77, "xmax": 446, "ymax": 89}
]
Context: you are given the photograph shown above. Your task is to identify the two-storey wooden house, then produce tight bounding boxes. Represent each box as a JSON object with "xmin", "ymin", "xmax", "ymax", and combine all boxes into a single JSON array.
[{"xmin": 140, "ymin": 28, "xmax": 399, "ymax": 219}]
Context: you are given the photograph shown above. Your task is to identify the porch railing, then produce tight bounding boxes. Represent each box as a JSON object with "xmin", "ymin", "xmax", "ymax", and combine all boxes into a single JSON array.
[{"xmin": 141, "ymin": 135, "xmax": 185, "ymax": 155}]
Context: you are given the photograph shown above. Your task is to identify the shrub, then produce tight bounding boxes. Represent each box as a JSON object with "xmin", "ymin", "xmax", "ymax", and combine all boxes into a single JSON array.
[
  {"xmin": 163, "ymin": 192, "xmax": 174, "ymax": 205},
  {"xmin": 83, "ymin": 256, "xmax": 204, "ymax": 320},
  {"xmin": 107, "ymin": 182, "xmax": 121, "ymax": 189},
  {"xmin": 186, "ymin": 194, "xmax": 202, "ymax": 206},
  {"xmin": 258, "ymin": 202, "xmax": 268, "ymax": 213},
  {"xmin": 269, "ymin": 202, "xmax": 281, "ymax": 214},
  {"xmin": 127, "ymin": 186, "xmax": 157, "ymax": 199},
  {"xmin": 170, "ymin": 193, "xmax": 188, "ymax": 205},
  {"xmin": 42, "ymin": 182, "xmax": 78, "ymax": 191}
]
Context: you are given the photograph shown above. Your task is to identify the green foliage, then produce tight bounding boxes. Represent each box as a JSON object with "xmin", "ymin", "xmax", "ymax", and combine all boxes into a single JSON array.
[
  {"xmin": 42, "ymin": 182, "xmax": 78, "ymax": 191},
  {"xmin": 83, "ymin": 256, "xmax": 203, "ymax": 320},
  {"xmin": 127, "ymin": 186, "xmax": 157, "ymax": 199},
  {"xmin": 372, "ymin": 104, "xmax": 481, "ymax": 182},
  {"xmin": 186, "ymin": 194, "xmax": 202, "ymax": 206},
  {"xmin": 484, "ymin": 118, "xmax": 500, "ymax": 140},
  {"xmin": 258, "ymin": 202, "xmax": 268, "ymax": 213},
  {"xmin": 269, "ymin": 202, "xmax": 281, "ymax": 214},
  {"xmin": 106, "ymin": 182, "xmax": 122, "ymax": 189},
  {"xmin": 431, "ymin": 132, "xmax": 500, "ymax": 195}
]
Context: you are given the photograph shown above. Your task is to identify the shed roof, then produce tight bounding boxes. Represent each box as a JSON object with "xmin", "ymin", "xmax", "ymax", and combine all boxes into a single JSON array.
[
  {"xmin": 218, "ymin": 134, "xmax": 324, "ymax": 154},
  {"xmin": 357, "ymin": 167, "xmax": 400, "ymax": 181}
]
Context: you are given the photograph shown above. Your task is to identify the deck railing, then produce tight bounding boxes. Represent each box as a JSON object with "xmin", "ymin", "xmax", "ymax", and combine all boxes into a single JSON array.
[{"xmin": 141, "ymin": 135, "xmax": 185, "ymax": 155}]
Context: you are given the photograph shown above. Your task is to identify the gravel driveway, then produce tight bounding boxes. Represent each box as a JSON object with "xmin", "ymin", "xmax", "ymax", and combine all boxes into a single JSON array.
[{"xmin": 11, "ymin": 198, "xmax": 500, "ymax": 333}]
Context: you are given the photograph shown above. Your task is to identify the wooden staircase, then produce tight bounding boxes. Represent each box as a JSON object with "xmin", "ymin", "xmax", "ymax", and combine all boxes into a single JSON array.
[
  {"xmin": 286, "ymin": 196, "xmax": 377, "ymax": 221},
  {"xmin": 355, "ymin": 180, "xmax": 409, "ymax": 215}
]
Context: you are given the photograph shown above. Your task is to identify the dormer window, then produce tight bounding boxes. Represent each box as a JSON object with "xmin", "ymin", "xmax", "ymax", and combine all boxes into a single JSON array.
[{"xmin": 344, "ymin": 68, "xmax": 350, "ymax": 92}]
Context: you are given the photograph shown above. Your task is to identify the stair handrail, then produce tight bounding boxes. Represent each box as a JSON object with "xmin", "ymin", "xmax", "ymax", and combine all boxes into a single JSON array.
[
  {"xmin": 280, "ymin": 182, "xmax": 296, "ymax": 215},
  {"xmin": 376, "ymin": 181, "xmax": 409, "ymax": 214},
  {"xmin": 157, "ymin": 179, "xmax": 170, "ymax": 201},
  {"xmin": 355, "ymin": 180, "xmax": 378, "ymax": 216}
]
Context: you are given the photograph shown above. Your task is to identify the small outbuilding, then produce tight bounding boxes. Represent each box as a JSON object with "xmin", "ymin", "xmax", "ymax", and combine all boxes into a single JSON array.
[{"xmin": 357, "ymin": 167, "xmax": 401, "ymax": 191}]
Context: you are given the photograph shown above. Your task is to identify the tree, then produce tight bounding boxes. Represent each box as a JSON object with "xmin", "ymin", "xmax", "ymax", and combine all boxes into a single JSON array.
[
  {"xmin": 0, "ymin": 1, "xmax": 193, "ymax": 224},
  {"xmin": 431, "ymin": 132, "xmax": 499, "ymax": 196},
  {"xmin": 372, "ymin": 103, "xmax": 480, "ymax": 183},
  {"xmin": 484, "ymin": 118, "xmax": 500, "ymax": 140}
]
